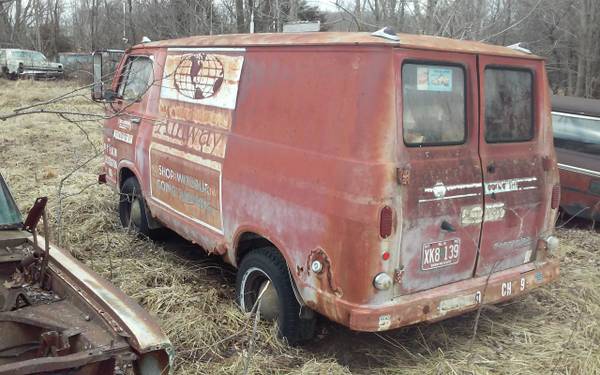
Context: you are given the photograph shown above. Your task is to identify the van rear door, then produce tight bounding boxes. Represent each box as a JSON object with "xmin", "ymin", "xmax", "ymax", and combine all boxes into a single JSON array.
[
  {"xmin": 395, "ymin": 50, "xmax": 484, "ymax": 294},
  {"xmin": 475, "ymin": 56, "xmax": 548, "ymax": 276}
]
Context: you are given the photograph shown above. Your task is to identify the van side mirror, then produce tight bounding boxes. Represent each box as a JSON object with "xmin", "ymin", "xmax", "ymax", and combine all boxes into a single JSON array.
[{"xmin": 92, "ymin": 52, "xmax": 104, "ymax": 101}]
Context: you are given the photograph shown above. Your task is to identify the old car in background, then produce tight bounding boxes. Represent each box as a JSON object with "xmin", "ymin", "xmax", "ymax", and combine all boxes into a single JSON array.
[
  {"xmin": 58, "ymin": 52, "xmax": 93, "ymax": 80},
  {"xmin": 0, "ymin": 49, "xmax": 63, "ymax": 79},
  {"xmin": 0, "ymin": 173, "xmax": 173, "ymax": 375},
  {"xmin": 552, "ymin": 95, "xmax": 600, "ymax": 221}
]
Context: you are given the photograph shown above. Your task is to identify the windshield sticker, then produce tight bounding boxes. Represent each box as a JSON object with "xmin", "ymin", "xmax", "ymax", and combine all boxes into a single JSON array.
[{"xmin": 417, "ymin": 66, "xmax": 453, "ymax": 92}]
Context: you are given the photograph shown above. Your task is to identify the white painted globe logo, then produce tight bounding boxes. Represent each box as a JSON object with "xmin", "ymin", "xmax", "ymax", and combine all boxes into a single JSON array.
[{"xmin": 173, "ymin": 53, "xmax": 224, "ymax": 100}]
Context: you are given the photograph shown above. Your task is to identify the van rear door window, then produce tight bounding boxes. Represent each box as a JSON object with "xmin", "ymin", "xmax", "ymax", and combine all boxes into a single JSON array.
[
  {"xmin": 553, "ymin": 113, "xmax": 600, "ymax": 156},
  {"xmin": 402, "ymin": 63, "xmax": 466, "ymax": 146},
  {"xmin": 484, "ymin": 68, "xmax": 533, "ymax": 143}
]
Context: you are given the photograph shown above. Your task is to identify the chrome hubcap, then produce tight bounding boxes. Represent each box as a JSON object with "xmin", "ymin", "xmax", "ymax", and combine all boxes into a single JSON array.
[
  {"xmin": 258, "ymin": 280, "xmax": 279, "ymax": 321},
  {"xmin": 129, "ymin": 197, "xmax": 143, "ymax": 227}
]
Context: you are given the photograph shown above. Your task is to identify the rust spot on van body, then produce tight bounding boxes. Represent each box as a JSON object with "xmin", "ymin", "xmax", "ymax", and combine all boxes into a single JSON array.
[{"xmin": 307, "ymin": 248, "xmax": 342, "ymax": 297}]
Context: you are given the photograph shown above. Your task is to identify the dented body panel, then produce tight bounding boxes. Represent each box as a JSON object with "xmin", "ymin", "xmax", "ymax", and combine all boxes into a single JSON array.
[{"xmin": 101, "ymin": 32, "xmax": 559, "ymax": 332}]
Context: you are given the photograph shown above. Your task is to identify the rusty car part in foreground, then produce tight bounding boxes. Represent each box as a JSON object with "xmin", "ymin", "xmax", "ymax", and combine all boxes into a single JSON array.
[
  {"xmin": 0, "ymin": 174, "xmax": 173, "ymax": 375},
  {"xmin": 552, "ymin": 95, "xmax": 600, "ymax": 221}
]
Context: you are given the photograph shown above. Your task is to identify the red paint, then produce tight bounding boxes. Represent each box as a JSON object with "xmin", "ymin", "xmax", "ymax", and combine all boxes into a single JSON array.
[{"xmin": 99, "ymin": 32, "xmax": 559, "ymax": 332}]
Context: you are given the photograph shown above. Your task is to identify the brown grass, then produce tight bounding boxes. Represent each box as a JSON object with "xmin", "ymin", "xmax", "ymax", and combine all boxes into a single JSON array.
[{"xmin": 0, "ymin": 80, "xmax": 599, "ymax": 374}]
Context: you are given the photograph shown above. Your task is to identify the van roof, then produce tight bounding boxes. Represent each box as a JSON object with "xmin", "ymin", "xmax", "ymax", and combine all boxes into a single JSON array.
[{"xmin": 139, "ymin": 32, "xmax": 542, "ymax": 60}]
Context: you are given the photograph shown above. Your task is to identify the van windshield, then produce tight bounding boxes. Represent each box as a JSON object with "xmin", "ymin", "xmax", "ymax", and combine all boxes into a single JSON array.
[
  {"xmin": 0, "ymin": 175, "xmax": 22, "ymax": 229},
  {"xmin": 553, "ymin": 112, "xmax": 600, "ymax": 156},
  {"xmin": 402, "ymin": 63, "xmax": 466, "ymax": 146}
]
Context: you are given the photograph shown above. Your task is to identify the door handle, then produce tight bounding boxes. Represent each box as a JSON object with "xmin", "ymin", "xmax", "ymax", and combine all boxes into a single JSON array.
[
  {"xmin": 441, "ymin": 220, "xmax": 456, "ymax": 232},
  {"xmin": 130, "ymin": 117, "xmax": 141, "ymax": 124},
  {"xmin": 487, "ymin": 163, "xmax": 496, "ymax": 173}
]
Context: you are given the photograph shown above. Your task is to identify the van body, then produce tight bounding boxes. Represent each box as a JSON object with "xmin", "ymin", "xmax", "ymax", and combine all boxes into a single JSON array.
[
  {"xmin": 96, "ymin": 32, "xmax": 560, "ymax": 340},
  {"xmin": 552, "ymin": 95, "xmax": 600, "ymax": 221}
]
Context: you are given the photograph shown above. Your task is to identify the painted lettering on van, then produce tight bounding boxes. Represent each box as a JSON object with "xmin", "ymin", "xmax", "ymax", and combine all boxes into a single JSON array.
[
  {"xmin": 484, "ymin": 177, "xmax": 537, "ymax": 195},
  {"xmin": 419, "ymin": 177, "xmax": 538, "ymax": 203},
  {"xmin": 149, "ymin": 144, "xmax": 223, "ymax": 232},
  {"xmin": 149, "ymin": 49, "xmax": 244, "ymax": 233},
  {"xmin": 158, "ymin": 101, "xmax": 232, "ymax": 130},
  {"xmin": 153, "ymin": 120, "xmax": 226, "ymax": 158}
]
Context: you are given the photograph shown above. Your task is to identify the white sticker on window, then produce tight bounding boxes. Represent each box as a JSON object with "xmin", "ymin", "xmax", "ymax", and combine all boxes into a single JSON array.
[{"xmin": 417, "ymin": 66, "xmax": 453, "ymax": 92}]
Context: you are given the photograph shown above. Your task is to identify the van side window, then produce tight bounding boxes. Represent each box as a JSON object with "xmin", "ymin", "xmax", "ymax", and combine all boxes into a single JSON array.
[
  {"xmin": 485, "ymin": 68, "xmax": 533, "ymax": 143},
  {"xmin": 117, "ymin": 56, "xmax": 154, "ymax": 101},
  {"xmin": 553, "ymin": 112, "xmax": 600, "ymax": 156},
  {"xmin": 402, "ymin": 63, "xmax": 466, "ymax": 146}
]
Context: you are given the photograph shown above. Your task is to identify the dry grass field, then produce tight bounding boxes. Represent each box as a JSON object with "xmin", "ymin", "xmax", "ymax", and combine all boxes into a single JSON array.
[{"xmin": 1, "ymin": 80, "xmax": 599, "ymax": 374}]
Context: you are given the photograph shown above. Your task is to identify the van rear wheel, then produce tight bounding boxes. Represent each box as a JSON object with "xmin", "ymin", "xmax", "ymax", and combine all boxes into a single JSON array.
[
  {"xmin": 119, "ymin": 177, "xmax": 153, "ymax": 236},
  {"xmin": 236, "ymin": 247, "xmax": 315, "ymax": 344}
]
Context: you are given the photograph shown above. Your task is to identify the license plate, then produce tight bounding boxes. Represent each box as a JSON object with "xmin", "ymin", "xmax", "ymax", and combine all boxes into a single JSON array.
[{"xmin": 421, "ymin": 239, "xmax": 461, "ymax": 270}]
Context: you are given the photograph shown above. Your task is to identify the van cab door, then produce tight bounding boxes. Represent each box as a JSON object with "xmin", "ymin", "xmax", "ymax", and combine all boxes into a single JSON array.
[
  {"xmin": 475, "ymin": 56, "xmax": 550, "ymax": 276},
  {"xmin": 395, "ymin": 50, "xmax": 483, "ymax": 294},
  {"xmin": 105, "ymin": 54, "xmax": 155, "ymax": 184}
]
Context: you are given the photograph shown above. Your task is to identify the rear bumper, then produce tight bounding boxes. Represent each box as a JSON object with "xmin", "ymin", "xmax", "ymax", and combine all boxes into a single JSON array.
[{"xmin": 346, "ymin": 259, "xmax": 559, "ymax": 332}]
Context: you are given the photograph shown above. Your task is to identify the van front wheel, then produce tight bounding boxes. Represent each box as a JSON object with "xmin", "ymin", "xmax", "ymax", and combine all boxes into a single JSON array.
[
  {"xmin": 119, "ymin": 177, "xmax": 153, "ymax": 236},
  {"xmin": 236, "ymin": 247, "xmax": 315, "ymax": 344}
]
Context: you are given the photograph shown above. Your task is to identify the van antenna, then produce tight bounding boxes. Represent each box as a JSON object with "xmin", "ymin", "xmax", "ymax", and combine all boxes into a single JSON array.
[
  {"xmin": 507, "ymin": 42, "xmax": 532, "ymax": 54},
  {"xmin": 371, "ymin": 27, "xmax": 400, "ymax": 42},
  {"xmin": 122, "ymin": 1, "xmax": 127, "ymax": 47}
]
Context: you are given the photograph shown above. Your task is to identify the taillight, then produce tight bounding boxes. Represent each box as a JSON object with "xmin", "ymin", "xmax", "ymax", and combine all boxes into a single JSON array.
[
  {"xmin": 551, "ymin": 184, "xmax": 560, "ymax": 209},
  {"xmin": 380, "ymin": 206, "xmax": 394, "ymax": 238}
]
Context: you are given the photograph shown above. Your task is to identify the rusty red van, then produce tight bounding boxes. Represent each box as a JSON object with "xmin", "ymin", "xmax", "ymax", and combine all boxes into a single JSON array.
[
  {"xmin": 552, "ymin": 95, "xmax": 600, "ymax": 221},
  {"xmin": 92, "ymin": 30, "xmax": 560, "ymax": 343}
]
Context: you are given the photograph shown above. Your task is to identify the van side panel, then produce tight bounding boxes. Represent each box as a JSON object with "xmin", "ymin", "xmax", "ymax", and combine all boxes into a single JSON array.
[{"xmin": 224, "ymin": 47, "xmax": 397, "ymax": 314}]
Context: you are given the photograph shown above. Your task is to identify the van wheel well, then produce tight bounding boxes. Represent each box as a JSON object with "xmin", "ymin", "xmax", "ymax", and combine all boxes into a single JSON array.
[
  {"xmin": 235, "ymin": 232, "xmax": 275, "ymax": 266},
  {"xmin": 119, "ymin": 168, "xmax": 136, "ymax": 190}
]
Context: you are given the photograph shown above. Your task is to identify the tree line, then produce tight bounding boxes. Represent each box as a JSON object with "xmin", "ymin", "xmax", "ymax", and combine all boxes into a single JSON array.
[{"xmin": 1, "ymin": 0, "xmax": 598, "ymax": 98}]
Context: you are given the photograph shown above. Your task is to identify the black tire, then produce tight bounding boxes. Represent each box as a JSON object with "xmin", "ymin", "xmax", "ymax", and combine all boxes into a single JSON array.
[
  {"xmin": 236, "ymin": 247, "xmax": 315, "ymax": 344},
  {"xmin": 119, "ymin": 177, "xmax": 153, "ymax": 236}
]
